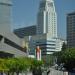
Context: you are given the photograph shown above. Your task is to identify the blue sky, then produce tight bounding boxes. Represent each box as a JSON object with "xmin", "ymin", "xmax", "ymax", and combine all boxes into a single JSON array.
[{"xmin": 12, "ymin": 0, "xmax": 75, "ymax": 39}]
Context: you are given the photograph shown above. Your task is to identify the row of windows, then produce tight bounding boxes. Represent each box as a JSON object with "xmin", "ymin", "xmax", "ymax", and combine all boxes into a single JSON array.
[
  {"xmin": 38, "ymin": 44, "xmax": 55, "ymax": 46},
  {"xmin": 0, "ymin": 35, "xmax": 3, "ymax": 41},
  {"xmin": 0, "ymin": 34, "xmax": 26, "ymax": 52},
  {"xmin": 67, "ymin": 32, "xmax": 75, "ymax": 34},
  {"xmin": 47, "ymin": 40, "xmax": 56, "ymax": 43},
  {"xmin": 0, "ymin": 3, "xmax": 12, "ymax": 6},
  {"xmin": 68, "ymin": 21, "xmax": 75, "ymax": 23},
  {"xmin": 41, "ymin": 47, "xmax": 55, "ymax": 49},
  {"xmin": 68, "ymin": 15, "xmax": 75, "ymax": 18},
  {"xmin": 4, "ymin": 38, "xmax": 26, "ymax": 52},
  {"xmin": 0, "ymin": 51, "xmax": 14, "ymax": 58},
  {"xmin": 67, "ymin": 35, "xmax": 75, "ymax": 38},
  {"xmin": 67, "ymin": 25, "xmax": 75, "ymax": 28},
  {"xmin": 42, "ymin": 51, "xmax": 55, "ymax": 55}
]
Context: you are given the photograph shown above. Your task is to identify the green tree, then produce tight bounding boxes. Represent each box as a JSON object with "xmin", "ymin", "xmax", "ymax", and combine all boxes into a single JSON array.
[
  {"xmin": 54, "ymin": 48, "xmax": 75, "ymax": 71},
  {"xmin": 60, "ymin": 48, "xmax": 75, "ymax": 71},
  {"xmin": 0, "ymin": 58, "xmax": 9, "ymax": 75},
  {"xmin": 31, "ymin": 59, "xmax": 43, "ymax": 68},
  {"xmin": 0, "ymin": 57, "xmax": 44, "ymax": 75},
  {"xmin": 62, "ymin": 42, "xmax": 67, "ymax": 51},
  {"xmin": 53, "ymin": 42, "xmax": 67, "ymax": 64},
  {"xmin": 5, "ymin": 57, "xmax": 31, "ymax": 75}
]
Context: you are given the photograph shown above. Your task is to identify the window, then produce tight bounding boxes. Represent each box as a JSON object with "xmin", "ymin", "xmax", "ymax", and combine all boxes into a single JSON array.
[
  {"xmin": 48, "ymin": 2, "xmax": 53, "ymax": 7},
  {"xmin": 40, "ymin": 2, "xmax": 45, "ymax": 9}
]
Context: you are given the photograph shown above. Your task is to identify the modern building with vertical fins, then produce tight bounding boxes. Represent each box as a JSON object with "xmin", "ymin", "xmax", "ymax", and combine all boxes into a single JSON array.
[
  {"xmin": 67, "ymin": 12, "xmax": 75, "ymax": 48},
  {"xmin": 0, "ymin": 0, "xmax": 26, "ymax": 57}
]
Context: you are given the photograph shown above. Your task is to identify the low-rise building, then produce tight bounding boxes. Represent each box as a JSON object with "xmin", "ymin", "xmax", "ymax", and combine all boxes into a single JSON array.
[
  {"xmin": 28, "ymin": 34, "xmax": 65, "ymax": 60},
  {"xmin": 14, "ymin": 25, "xmax": 36, "ymax": 38}
]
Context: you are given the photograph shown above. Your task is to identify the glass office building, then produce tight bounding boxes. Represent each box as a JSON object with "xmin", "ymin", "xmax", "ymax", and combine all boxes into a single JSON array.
[{"xmin": 67, "ymin": 12, "xmax": 75, "ymax": 48}]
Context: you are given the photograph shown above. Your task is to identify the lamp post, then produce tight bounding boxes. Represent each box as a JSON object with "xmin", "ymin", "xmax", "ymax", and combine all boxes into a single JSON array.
[{"xmin": 22, "ymin": 40, "xmax": 29, "ymax": 56}]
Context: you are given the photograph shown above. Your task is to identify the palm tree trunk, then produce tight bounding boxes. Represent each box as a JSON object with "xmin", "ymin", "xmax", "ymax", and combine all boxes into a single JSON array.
[
  {"xmin": 0, "ymin": 71, "xmax": 3, "ymax": 75},
  {"xmin": 16, "ymin": 71, "xmax": 19, "ymax": 75},
  {"xmin": 7, "ymin": 71, "xmax": 10, "ymax": 75},
  {"xmin": 11, "ymin": 72, "xmax": 14, "ymax": 75}
]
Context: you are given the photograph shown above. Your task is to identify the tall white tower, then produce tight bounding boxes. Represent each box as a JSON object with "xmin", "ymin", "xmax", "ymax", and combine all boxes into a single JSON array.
[
  {"xmin": 37, "ymin": 0, "xmax": 57, "ymax": 37},
  {"xmin": 0, "ymin": 0, "xmax": 12, "ymax": 35}
]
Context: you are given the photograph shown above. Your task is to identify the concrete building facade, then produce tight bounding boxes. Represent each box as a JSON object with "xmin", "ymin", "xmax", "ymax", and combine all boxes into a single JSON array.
[
  {"xmin": 0, "ymin": 0, "xmax": 12, "ymax": 35},
  {"xmin": 0, "ymin": 0, "xmax": 26, "ymax": 57}
]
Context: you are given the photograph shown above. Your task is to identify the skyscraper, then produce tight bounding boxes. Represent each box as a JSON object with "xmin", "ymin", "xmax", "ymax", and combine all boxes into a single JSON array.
[
  {"xmin": 29, "ymin": 0, "xmax": 64, "ymax": 60},
  {"xmin": 67, "ymin": 12, "xmax": 75, "ymax": 48},
  {"xmin": 37, "ymin": 0, "xmax": 57, "ymax": 37}
]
